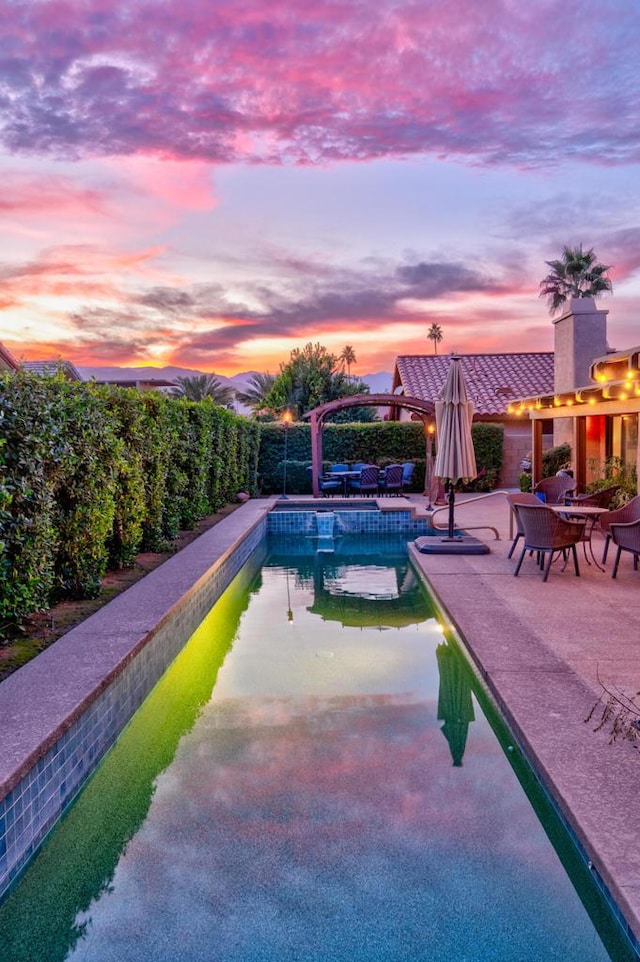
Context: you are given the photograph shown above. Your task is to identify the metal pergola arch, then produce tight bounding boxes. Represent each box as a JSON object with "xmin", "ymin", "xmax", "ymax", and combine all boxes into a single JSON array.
[{"xmin": 301, "ymin": 393, "xmax": 435, "ymax": 498}]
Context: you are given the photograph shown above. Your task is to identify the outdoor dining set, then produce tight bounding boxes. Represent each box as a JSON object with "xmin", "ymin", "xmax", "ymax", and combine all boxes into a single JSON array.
[
  {"xmin": 318, "ymin": 462, "xmax": 415, "ymax": 497},
  {"xmin": 507, "ymin": 478, "xmax": 640, "ymax": 582}
]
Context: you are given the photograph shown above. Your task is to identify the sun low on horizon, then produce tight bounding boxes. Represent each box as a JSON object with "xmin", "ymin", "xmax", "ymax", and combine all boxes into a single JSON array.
[{"xmin": 1, "ymin": 0, "xmax": 639, "ymax": 378}]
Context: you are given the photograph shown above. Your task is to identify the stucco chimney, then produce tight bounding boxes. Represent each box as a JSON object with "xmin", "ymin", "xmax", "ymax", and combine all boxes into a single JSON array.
[{"xmin": 553, "ymin": 297, "xmax": 608, "ymax": 393}]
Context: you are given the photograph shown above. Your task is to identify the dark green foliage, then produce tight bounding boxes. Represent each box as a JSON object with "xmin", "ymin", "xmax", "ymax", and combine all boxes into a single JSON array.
[
  {"xmin": 258, "ymin": 421, "xmax": 503, "ymax": 494},
  {"xmin": 51, "ymin": 383, "xmax": 120, "ymax": 600},
  {"xmin": 0, "ymin": 375, "xmax": 260, "ymax": 638},
  {"xmin": 137, "ymin": 392, "xmax": 175, "ymax": 550},
  {"xmin": 519, "ymin": 472, "xmax": 533, "ymax": 493},
  {"xmin": 542, "ymin": 443, "xmax": 571, "ymax": 477},
  {"xmin": 460, "ymin": 423, "xmax": 504, "ymax": 493},
  {"xmin": 0, "ymin": 373, "xmax": 61, "ymax": 633},
  {"xmin": 587, "ymin": 455, "xmax": 637, "ymax": 507},
  {"xmin": 539, "ymin": 245, "xmax": 612, "ymax": 315},
  {"xmin": 265, "ymin": 341, "xmax": 371, "ymax": 418},
  {"xmin": 98, "ymin": 387, "xmax": 147, "ymax": 570}
]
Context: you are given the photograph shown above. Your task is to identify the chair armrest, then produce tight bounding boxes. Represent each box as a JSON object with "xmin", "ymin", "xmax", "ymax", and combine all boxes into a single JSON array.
[
  {"xmin": 610, "ymin": 519, "xmax": 640, "ymax": 533},
  {"xmin": 556, "ymin": 518, "xmax": 586, "ymax": 538}
]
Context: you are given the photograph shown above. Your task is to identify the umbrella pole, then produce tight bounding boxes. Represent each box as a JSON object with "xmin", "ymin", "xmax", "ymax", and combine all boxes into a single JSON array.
[{"xmin": 447, "ymin": 480, "xmax": 455, "ymax": 539}]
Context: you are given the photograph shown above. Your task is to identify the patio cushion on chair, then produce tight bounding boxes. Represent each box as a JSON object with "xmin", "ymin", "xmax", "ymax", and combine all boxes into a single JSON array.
[
  {"xmin": 401, "ymin": 462, "xmax": 415, "ymax": 491},
  {"xmin": 318, "ymin": 475, "xmax": 342, "ymax": 496},
  {"xmin": 609, "ymin": 518, "xmax": 640, "ymax": 578},
  {"xmin": 513, "ymin": 503, "xmax": 586, "ymax": 582}
]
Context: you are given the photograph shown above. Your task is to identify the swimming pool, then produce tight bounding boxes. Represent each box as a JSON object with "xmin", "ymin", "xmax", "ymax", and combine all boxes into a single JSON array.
[{"xmin": 0, "ymin": 534, "xmax": 631, "ymax": 961}]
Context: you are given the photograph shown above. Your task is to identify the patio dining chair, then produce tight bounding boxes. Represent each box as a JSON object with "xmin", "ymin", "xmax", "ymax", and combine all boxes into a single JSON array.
[
  {"xmin": 348, "ymin": 464, "xmax": 380, "ymax": 496},
  {"xmin": 565, "ymin": 485, "xmax": 620, "ymax": 510},
  {"xmin": 533, "ymin": 475, "xmax": 576, "ymax": 504},
  {"xmin": 599, "ymin": 495, "xmax": 640, "ymax": 564},
  {"xmin": 506, "ymin": 492, "xmax": 544, "ymax": 558},
  {"xmin": 318, "ymin": 474, "xmax": 342, "ymax": 497},
  {"xmin": 378, "ymin": 464, "xmax": 403, "ymax": 496},
  {"xmin": 401, "ymin": 462, "xmax": 416, "ymax": 492},
  {"xmin": 610, "ymin": 518, "xmax": 640, "ymax": 578},
  {"xmin": 513, "ymin": 504, "xmax": 586, "ymax": 583}
]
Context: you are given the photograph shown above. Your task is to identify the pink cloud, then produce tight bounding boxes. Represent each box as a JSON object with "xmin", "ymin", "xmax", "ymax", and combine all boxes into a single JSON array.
[{"xmin": 0, "ymin": 0, "xmax": 637, "ymax": 167}]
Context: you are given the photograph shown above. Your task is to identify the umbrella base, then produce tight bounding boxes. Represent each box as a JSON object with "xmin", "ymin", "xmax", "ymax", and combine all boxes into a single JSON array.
[{"xmin": 415, "ymin": 535, "xmax": 490, "ymax": 555}]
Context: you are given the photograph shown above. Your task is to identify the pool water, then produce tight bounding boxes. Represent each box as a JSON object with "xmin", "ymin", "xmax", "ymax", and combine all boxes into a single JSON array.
[{"xmin": 0, "ymin": 536, "xmax": 631, "ymax": 961}]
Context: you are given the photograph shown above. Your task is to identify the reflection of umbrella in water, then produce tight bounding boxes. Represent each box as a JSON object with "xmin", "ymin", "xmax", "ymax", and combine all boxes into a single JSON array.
[
  {"xmin": 436, "ymin": 640, "xmax": 475, "ymax": 766},
  {"xmin": 434, "ymin": 354, "xmax": 477, "ymax": 540}
]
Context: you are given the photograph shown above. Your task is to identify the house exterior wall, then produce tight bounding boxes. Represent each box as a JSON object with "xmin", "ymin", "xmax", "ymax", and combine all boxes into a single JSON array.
[
  {"xmin": 501, "ymin": 420, "xmax": 533, "ymax": 487},
  {"xmin": 553, "ymin": 298, "xmax": 608, "ymax": 448}
]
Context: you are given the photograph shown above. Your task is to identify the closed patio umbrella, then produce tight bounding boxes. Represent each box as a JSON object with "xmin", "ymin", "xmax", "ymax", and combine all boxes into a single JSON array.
[{"xmin": 434, "ymin": 355, "xmax": 477, "ymax": 539}]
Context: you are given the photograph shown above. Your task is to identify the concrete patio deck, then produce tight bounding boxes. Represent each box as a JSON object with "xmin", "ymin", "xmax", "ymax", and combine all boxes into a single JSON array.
[{"xmin": 404, "ymin": 490, "xmax": 640, "ymax": 953}]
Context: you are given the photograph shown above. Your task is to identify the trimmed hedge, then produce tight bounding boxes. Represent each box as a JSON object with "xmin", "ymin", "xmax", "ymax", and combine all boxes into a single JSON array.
[
  {"xmin": 258, "ymin": 420, "xmax": 504, "ymax": 494},
  {"xmin": 0, "ymin": 373, "xmax": 260, "ymax": 637}
]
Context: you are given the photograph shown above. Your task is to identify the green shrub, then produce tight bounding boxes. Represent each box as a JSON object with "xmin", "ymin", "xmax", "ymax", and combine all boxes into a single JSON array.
[
  {"xmin": 587, "ymin": 455, "xmax": 638, "ymax": 507},
  {"xmin": 542, "ymin": 443, "xmax": 571, "ymax": 477},
  {"xmin": 52, "ymin": 383, "xmax": 120, "ymax": 599},
  {"xmin": 460, "ymin": 423, "xmax": 503, "ymax": 492},
  {"xmin": 258, "ymin": 420, "xmax": 503, "ymax": 494},
  {"xmin": 519, "ymin": 472, "xmax": 533, "ymax": 493},
  {"xmin": 0, "ymin": 372, "xmax": 63, "ymax": 632},
  {"xmin": 0, "ymin": 374, "xmax": 260, "ymax": 639}
]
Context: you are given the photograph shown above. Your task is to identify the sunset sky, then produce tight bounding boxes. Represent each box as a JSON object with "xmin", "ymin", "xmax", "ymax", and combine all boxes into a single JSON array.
[{"xmin": 1, "ymin": 0, "xmax": 639, "ymax": 376}]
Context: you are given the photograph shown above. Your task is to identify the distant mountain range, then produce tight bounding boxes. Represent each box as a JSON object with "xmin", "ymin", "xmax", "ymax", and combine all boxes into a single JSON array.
[{"xmin": 77, "ymin": 365, "xmax": 393, "ymax": 395}]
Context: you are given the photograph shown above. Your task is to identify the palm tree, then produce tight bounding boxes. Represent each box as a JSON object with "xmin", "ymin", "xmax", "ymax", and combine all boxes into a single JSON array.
[
  {"xmin": 171, "ymin": 373, "xmax": 235, "ymax": 406},
  {"xmin": 427, "ymin": 323, "xmax": 443, "ymax": 355},
  {"xmin": 339, "ymin": 345, "xmax": 357, "ymax": 380},
  {"xmin": 539, "ymin": 244, "xmax": 613, "ymax": 315},
  {"xmin": 235, "ymin": 372, "xmax": 276, "ymax": 412}
]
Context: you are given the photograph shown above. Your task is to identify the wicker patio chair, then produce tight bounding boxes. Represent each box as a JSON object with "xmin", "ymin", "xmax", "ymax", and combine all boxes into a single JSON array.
[
  {"xmin": 599, "ymin": 495, "xmax": 640, "ymax": 564},
  {"xmin": 564, "ymin": 485, "xmax": 620, "ymax": 509},
  {"xmin": 347, "ymin": 464, "xmax": 380, "ymax": 496},
  {"xmin": 609, "ymin": 518, "xmax": 640, "ymax": 578},
  {"xmin": 513, "ymin": 504, "xmax": 586, "ymax": 582},
  {"xmin": 378, "ymin": 464, "xmax": 403, "ymax": 496},
  {"xmin": 506, "ymin": 492, "xmax": 545, "ymax": 559},
  {"xmin": 533, "ymin": 475, "xmax": 577, "ymax": 504}
]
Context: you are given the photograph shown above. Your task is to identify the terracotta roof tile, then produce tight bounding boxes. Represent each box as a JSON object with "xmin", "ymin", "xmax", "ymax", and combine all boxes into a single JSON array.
[{"xmin": 394, "ymin": 353, "xmax": 554, "ymax": 416}]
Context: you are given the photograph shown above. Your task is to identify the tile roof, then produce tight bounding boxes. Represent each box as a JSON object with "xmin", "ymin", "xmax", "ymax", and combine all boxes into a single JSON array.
[
  {"xmin": 394, "ymin": 352, "xmax": 554, "ymax": 416},
  {"xmin": 22, "ymin": 359, "xmax": 83, "ymax": 381}
]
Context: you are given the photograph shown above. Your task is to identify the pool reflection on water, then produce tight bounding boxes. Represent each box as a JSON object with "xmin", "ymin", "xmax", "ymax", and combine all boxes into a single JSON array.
[{"xmin": 0, "ymin": 536, "xmax": 630, "ymax": 961}]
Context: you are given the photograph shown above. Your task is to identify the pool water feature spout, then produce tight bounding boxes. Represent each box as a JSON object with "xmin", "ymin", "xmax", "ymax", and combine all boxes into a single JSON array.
[
  {"xmin": 316, "ymin": 511, "xmax": 336, "ymax": 537},
  {"xmin": 316, "ymin": 511, "xmax": 336, "ymax": 552}
]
